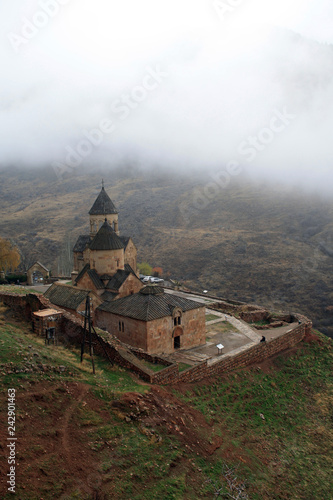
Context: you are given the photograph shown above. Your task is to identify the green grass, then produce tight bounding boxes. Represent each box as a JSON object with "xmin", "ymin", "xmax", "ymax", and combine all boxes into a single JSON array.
[
  {"xmin": 205, "ymin": 314, "xmax": 220, "ymax": 322},
  {"xmin": 141, "ymin": 359, "xmax": 169, "ymax": 372},
  {"xmin": 1, "ymin": 305, "xmax": 332, "ymax": 500},
  {"xmin": 175, "ymin": 333, "xmax": 333, "ymax": 499},
  {"xmin": 178, "ymin": 362, "xmax": 191, "ymax": 372},
  {"xmin": 0, "ymin": 308, "xmax": 147, "ymax": 394},
  {"xmin": 206, "ymin": 321, "xmax": 237, "ymax": 335},
  {"xmin": 0, "ymin": 284, "xmax": 41, "ymax": 295},
  {"xmin": 252, "ymin": 319, "xmax": 270, "ymax": 326}
]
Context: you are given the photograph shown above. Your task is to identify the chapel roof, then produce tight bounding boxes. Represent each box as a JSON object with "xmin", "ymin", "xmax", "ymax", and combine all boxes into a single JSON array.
[
  {"xmin": 44, "ymin": 283, "xmax": 91, "ymax": 310},
  {"xmin": 89, "ymin": 220, "xmax": 124, "ymax": 251},
  {"xmin": 73, "ymin": 235, "xmax": 91, "ymax": 253},
  {"xmin": 89, "ymin": 186, "xmax": 118, "ymax": 215},
  {"xmin": 97, "ymin": 286, "xmax": 202, "ymax": 321}
]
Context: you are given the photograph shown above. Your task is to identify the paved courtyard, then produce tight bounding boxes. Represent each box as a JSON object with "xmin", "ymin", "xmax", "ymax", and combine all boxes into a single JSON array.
[{"xmin": 165, "ymin": 307, "xmax": 299, "ymax": 366}]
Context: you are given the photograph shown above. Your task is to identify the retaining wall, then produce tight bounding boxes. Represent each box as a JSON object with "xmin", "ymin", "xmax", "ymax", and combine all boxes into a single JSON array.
[
  {"xmin": 167, "ymin": 318, "xmax": 311, "ymax": 384},
  {"xmin": 0, "ymin": 291, "xmax": 312, "ymax": 385}
]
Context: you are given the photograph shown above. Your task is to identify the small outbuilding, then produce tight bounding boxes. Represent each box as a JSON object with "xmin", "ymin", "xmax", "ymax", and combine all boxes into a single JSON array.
[
  {"xmin": 32, "ymin": 308, "xmax": 62, "ymax": 343},
  {"xmin": 27, "ymin": 262, "xmax": 50, "ymax": 285}
]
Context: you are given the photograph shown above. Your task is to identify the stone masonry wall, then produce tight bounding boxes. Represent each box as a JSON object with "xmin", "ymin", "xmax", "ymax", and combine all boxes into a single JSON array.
[
  {"xmin": 96, "ymin": 309, "xmax": 148, "ymax": 351},
  {"xmin": 124, "ymin": 239, "xmax": 137, "ymax": 274},
  {"xmin": 118, "ymin": 274, "xmax": 143, "ymax": 298},
  {"xmin": 0, "ymin": 292, "xmax": 312, "ymax": 385},
  {"xmin": 239, "ymin": 310, "xmax": 270, "ymax": 323},
  {"xmin": 154, "ymin": 316, "xmax": 312, "ymax": 384},
  {"xmin": 89, "ymin": 248, "xmax": 124, "ymax": 275}
]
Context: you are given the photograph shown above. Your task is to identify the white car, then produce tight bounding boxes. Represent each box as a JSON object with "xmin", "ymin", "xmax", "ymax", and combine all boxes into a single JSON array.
[{"xmin": 150, "ymin": 277, "xmax": 164, "ymax": 283}]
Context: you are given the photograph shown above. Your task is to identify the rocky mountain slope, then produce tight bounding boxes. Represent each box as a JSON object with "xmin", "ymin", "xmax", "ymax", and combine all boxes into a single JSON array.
[{"xmin": 1, "ymin": 166, "xmax": 333, "ymax": 336}]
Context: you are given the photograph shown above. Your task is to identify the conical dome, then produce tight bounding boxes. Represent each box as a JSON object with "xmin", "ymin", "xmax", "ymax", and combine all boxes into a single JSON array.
[
  {"xmin": 89, "ymin": 186, "xmax": 118, "ymax": 215},
  {"xmin": 89, "ymin": 220, "xmax": 124, "ymax": 251}
]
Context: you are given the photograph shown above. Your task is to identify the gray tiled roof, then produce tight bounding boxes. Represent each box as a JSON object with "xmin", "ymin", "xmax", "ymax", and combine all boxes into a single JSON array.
[
  {"xmin": 27, "ymin": 261, "xmax": 49, "ymax": 272},
  {"xmin": 87, "ymin": 269, "xmax": 105, "ymax": 289},
  {"xmin": 124, "ymin": 263, "xmax": 137, "ymax": 275},
  {"xmin": 89, "ymin": 220, "xmax": 124, "ymax": 251},
  {"xmin": 119, "ymin": 236, "xmax": 130, "ymax": 248},
  {"xmin": 73, "ymin": 235, "xmax": 91, "ymax": 253},
  {"xmin": 89, "ymin": 187, "xmax": 118, "ymax": 215},
  {"xmin": 44, "ymin": 283, "xmax": 90, "ymax": 310},
  {"xmin": 107, "ymin": 269, "xmax": 131, "ymax": 291},
  {"xmin": 97, "ymin": 286, "xmax": 203, "ymax": 321},
  {"xmin": 75, "ymin": 263, "xmax": 90, "ymax": 284},
  {"xmin": 101, "ymin": 290, "xmax": 119, "ymax": 301}
]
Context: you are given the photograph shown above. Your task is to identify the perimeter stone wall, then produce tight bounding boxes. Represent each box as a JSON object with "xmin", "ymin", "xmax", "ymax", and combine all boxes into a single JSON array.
[{"xmin": 0, "ymin": 292, "xmax": 312, "ymax": 385}]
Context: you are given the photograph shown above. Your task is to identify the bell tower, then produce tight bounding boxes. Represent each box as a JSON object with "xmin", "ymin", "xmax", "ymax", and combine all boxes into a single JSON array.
[{"xmin": 89, "ymin": 180, "xmax": 119, "ymax": 236}]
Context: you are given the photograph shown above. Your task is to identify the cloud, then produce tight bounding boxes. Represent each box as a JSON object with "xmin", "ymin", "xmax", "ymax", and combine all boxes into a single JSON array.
[{"xmin": 0, "ymin": 0, "xmax": 333, "ymax": 192}]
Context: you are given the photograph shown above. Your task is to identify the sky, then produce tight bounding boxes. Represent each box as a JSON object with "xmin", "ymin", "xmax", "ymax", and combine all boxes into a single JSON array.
[{"xmin": 1, "ymin": 0, "xmax": 333, "ymax": 191}]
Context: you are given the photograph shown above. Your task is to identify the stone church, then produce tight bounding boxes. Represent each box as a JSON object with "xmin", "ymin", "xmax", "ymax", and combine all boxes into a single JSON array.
[
  {"xmin": 71, "ymin": 182, "xmax": 142, "ymax": 300},
  {"xmin": 45, "ymin": 183, "xmax": 206, "ymax": 354}
]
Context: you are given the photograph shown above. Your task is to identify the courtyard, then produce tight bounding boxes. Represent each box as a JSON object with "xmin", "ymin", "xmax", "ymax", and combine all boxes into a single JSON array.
[{"xmin": 165, "ymin": 308, "xmax": 299, "ymax": 366}]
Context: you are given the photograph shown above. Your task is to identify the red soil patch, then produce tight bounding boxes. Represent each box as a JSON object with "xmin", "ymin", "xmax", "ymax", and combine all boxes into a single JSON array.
[
  {"xmin": 303, "ymin": 330, "xmax": 323, "ymax": 344},
  {"xmin": 113, "ymin": 386, "xmax": 222, "ymax": 456},
  {"xmin": 0, "ymin": 381, "xmax": 105, "ymax": 499}
]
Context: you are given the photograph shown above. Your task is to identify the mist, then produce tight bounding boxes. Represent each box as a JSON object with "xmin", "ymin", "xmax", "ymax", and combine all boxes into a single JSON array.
[{"xmin": 1, "ymin": 0, "xmax": 333, "ymax": 193}]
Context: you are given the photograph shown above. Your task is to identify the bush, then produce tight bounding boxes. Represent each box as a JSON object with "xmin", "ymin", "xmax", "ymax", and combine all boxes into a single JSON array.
[{"xmin": 6, "ymin": 274, "xmax": 27, "ymax": 284}]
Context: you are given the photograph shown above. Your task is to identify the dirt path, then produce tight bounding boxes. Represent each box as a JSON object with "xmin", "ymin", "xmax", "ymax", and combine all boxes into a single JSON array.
[{"xmin": 60, "ymin": 383, "xmax": 89, "ymax": 460}]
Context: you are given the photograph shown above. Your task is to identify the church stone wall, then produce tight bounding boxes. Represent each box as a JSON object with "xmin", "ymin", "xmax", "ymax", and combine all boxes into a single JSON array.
[
  {"xmin": 146, "ymin": 307, "xmax": 206, "ymax": 354},
  {"xmin": 95, "ymin": 310, "xmax": 148, "ymax": 351},
  {"xmin": 89, "ymin": 249, "xmax": 124, "ymax": 275},
  {"xmin": 124, "ymin": 240, "xmax": 137, "ymax": 273},
  {"xmin": 96, "ymin": 306, "xmax": 206, "ymax": 355},
  {"xmin": 76, "ymin": 273, "xmax": 104, "ymax": 297},
  {"xmin": 117, "ymin": 274, "xmax": 143, "ymax": 298}
]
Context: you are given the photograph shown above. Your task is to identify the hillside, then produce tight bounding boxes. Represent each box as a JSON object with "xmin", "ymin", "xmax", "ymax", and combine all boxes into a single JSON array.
[
  {"xmin": 0, "ymin": 304, "xmax": 332, "ymax": 499},
  {"xmin": 1, "ymin": 166, "xmax": 333, "ymax": 337}
]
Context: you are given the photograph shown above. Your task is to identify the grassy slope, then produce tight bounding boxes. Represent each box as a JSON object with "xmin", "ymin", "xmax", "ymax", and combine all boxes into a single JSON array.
[
  {"xmin": 175, "ymin": 334, "xmax": 333, "ymax": 499},
  {"xmin": 0, "ymin": 305, "xmax": 332, "ymax": 499}
]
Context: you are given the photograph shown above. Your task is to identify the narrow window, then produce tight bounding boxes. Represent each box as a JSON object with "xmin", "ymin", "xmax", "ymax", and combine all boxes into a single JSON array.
[{"xmin": 119, "ymin": 321, "xmax": 121, "ymax": 331}]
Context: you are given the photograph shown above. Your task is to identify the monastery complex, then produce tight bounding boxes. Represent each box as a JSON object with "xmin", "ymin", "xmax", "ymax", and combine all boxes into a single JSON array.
[{"xmin": 45, "ymin": 183, "xmax": 206, "ymax": 354}]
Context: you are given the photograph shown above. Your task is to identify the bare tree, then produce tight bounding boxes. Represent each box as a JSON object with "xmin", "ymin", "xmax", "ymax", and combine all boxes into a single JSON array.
[
  {"xmin": 57, "ymin": 233, "xmax": 74, "ymax": 276},
  {"xmin": 206, "ymin": 464, "xmax": 249, "ymax": 499}
]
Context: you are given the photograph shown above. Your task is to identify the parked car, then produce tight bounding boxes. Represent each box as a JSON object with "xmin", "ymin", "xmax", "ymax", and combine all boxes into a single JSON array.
[
  {"xmin": 150, "ymin": 277, "xmax": 164, "ymax": 283},
  {"xmin": 142, "ymin": 276, "xmax": 152, "ymax": 282}
]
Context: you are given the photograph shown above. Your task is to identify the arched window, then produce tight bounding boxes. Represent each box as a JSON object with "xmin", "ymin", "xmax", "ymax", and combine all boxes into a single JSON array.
[{"xmin": 173, "ymin": 309, "xmax": 182, "ymax": 326}]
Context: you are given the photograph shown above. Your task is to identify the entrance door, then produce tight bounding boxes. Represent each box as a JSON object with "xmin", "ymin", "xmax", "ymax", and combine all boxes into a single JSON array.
[{"xmin": 174, "ymin": 336, "xmax": 180, "ymax": 349}]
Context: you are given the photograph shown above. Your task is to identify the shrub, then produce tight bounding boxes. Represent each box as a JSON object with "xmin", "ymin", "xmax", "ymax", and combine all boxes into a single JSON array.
[{"xmin": 6, "ymin": 274, "xmax": 27, "ymax": 284}]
